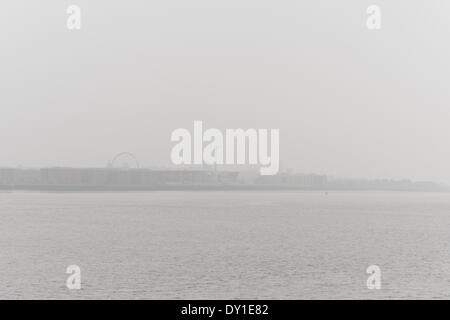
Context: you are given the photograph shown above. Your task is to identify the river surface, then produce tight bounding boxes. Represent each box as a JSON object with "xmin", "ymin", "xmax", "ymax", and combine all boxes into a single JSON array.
[{"xmin": 1, "ymin": 191, "xmax": 450, "ymax": 299}]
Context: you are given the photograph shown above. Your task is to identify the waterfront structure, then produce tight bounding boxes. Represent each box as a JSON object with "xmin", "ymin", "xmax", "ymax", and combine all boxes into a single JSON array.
[
  {"xmin": 255, "ymin": 172, "xmax": 328, "ymax": 188},
  {"xmin": 0, "ymin": 168, "xmax": 40, "ymax": 186},
  {"xmin": 0, "ymin": 167, "xmax": 239, "ymax": 188}
]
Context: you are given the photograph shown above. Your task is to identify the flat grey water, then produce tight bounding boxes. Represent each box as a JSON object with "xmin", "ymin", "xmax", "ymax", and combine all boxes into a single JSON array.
[{"xmin": 1, "ymin": 191, "xmax": 450, "ymax": 299}]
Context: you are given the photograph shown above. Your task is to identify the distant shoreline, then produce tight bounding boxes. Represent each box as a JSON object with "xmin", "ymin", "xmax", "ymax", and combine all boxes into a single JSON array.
[{"xmin": 0, "ymin": 184, "xmax": 448, "ymax": 193}]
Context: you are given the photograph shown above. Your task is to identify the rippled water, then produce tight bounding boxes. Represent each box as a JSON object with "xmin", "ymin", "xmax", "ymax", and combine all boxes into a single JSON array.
[{"xmin": 1, "ymin": 191, "xmax": 450, "ymax": 299}]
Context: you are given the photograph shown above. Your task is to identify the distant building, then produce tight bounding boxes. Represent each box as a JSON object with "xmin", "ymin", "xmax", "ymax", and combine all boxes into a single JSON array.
[
  {"xmin": 0, "ymin": 168, "xmax": 14, "ymax": 185},
  {"xmin": 37, "ymin": 168, "xmax": 239, "ymax": 187},
  {"xmin": 255, "ymin": 172, "xmax": 327, "ymax": 188},
  {"xmin": 0, "ymin": 168, "xmax": 40, "ymax": 186}
]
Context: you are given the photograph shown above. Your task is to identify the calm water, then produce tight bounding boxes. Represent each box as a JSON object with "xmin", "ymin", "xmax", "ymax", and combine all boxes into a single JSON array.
[{"xmin": 1, "ymin": 190, "xmax": 450, "ymax": 299}]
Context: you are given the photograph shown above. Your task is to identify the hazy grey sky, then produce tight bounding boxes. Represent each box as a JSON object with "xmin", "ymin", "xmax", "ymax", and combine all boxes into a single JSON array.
[{"xmin": 1, "ymin": 1, "xmax": 450, "ymax": 183}]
